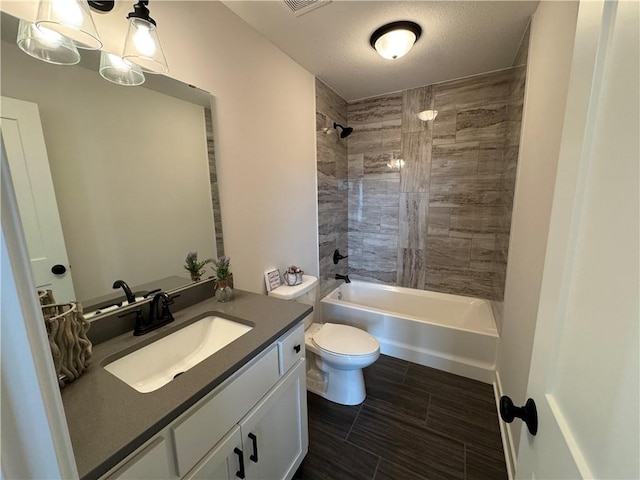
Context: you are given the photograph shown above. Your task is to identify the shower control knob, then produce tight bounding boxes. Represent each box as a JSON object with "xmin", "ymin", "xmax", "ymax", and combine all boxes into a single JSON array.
[
  {"xmin": 333, "ymin": 249, "xmax": 349, "ymax": 264},
  {"xmin": 51, "ymin": 264, "xmax": 67, "ymax": 275},
  {"xmin": 499, "ymin": 396, "xmax": 538, "ymax": 436}
]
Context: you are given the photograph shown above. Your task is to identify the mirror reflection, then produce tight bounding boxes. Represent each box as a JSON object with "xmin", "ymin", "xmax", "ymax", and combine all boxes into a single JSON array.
[{"xmin": 1, "ymin": 13, "xmax": 223, "ymax": 311}]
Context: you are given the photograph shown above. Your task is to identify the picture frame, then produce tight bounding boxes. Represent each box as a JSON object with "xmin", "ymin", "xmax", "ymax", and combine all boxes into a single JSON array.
[{"xmin": 264, "ymin": 268, "xmax": 282, "ymax": 292}]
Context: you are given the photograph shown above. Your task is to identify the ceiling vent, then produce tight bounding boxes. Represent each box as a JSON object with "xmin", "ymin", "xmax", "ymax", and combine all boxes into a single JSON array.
[{"xmin": 283, "ymin": 0, "xmax": 331, "ymax": 17}]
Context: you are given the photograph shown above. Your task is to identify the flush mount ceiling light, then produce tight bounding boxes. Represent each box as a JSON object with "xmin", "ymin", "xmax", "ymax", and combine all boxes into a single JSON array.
[
  {"xmin": 122, "ymin": 1, "xmax": 168, "ymax": 74},
  {"xmin": 17, "ymin": 18, "xmax": 81, "ymax": 65},
  {"xmin": 370, "ymin": 21, "xmax": 421, "ymax": 60},
  {"xmin": 99, "ymin": 51, "xmax": 146, "ymax": 86},
  {"xmin": 417, "ymin": 110, "xmax": 438, "ymax": 121},
  {"xmin": 35, "ymin": 0, "xmax": 103, "ymax": 49}
]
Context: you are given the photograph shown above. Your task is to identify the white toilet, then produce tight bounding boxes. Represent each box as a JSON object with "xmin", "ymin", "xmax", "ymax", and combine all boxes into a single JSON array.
[{"xmin": 269, "ymin": 275, "xmax": 379, "ymax": 405}]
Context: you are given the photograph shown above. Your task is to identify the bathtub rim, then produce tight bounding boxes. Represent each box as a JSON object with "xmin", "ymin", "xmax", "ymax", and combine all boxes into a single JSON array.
[{"xmin": 321, "ymin": 280, "xmax": 499, "ymax": 338}]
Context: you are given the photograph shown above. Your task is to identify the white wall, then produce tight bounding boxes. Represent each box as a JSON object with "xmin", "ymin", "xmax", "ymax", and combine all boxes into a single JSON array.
[
  {"xmin": 2, "ymin": 41, "xmax": 215, "ymax": 301},
  {"xmin": 496, "ymin": 0, "xmax": 579, "ymax": 468},
  {"xmin": 1, "ymin": 1, "xmax": 319, "ymax": 294}
]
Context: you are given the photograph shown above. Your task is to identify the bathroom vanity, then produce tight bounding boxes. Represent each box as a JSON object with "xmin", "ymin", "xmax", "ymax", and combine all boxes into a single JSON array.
[{"xmin": 60, "ymin": 289, "xmax": 311, "ymax": 480}]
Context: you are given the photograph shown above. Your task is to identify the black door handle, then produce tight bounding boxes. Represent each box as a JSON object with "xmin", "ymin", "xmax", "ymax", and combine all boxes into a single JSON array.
[
  {"xmin": 234, "ymin": 447, "xmax": 245, "ymax": 479},
  {"xmin": 248, "ymin": 432, "xmax": 258, "ymax": 462},
  {"xmin": 499, "ymin": 396, "xmax": 538, "ymax": 435},
  {"xmin": 51, "ymin": 264, "xmax": 67, "ymax": 275},
  {"xmin": 293, "ymin": 344, "xmax": 301, "ymax": 353}
]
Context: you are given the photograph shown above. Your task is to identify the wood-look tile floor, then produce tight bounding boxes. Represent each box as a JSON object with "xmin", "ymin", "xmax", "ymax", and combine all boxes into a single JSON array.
[{"xmin": 294, "ymin": 355, "xmax": 507, "ymax": 480}]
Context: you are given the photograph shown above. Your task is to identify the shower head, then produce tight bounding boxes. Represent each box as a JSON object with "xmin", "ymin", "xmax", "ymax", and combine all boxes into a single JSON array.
[{"xmin": 333, "ymin": 122, "xmax": 353, "ymax": 138}]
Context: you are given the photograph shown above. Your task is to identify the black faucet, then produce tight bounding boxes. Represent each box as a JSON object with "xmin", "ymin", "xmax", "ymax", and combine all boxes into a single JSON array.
[
  {"xmin": 113, "ymin": 280, "xmax": 136, "ymax": 304},
  {"xmin": 149, "ymin": 292, "xmax": 175, "ymax": 327},
  {"xmin": 335, "ymin": 273, "xmax": 351, "ymax": 284},
  {"xmin": 120, "ymin": 291, "xmax": 175, "ymax": 336}
]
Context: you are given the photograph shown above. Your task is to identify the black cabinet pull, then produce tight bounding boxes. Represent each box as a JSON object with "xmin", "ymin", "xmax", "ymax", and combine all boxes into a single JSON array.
[
  {"xmin": 248, "ymin": 433, "xmax": 258, "ymax": 462},
  {"xmin": 499, "ymin": 396, "xmax": 538, "ymax": 436},
  {"xmin": 293, "ymin": 344, "xmax": 301, "ymax": 353},
  {"xmin": 234, "ymin": 447, "xmax": 245, "ymax": 479}
]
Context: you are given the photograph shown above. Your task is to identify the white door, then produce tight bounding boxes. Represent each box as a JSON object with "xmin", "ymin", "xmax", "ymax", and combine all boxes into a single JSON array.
[
  {"xmin": 183, "ymin": 426, "xmax": 244, "ymax": 480},
  {"xmin": 514, "ymin": 1, "xmax": 639, "ymax": 478},
  {"xmin": 1, "ymin": 96, "xmax": 76, "ymax": 302}
]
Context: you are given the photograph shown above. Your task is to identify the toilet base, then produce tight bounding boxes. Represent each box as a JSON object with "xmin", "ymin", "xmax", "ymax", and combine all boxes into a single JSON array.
[{"xmin": 306, "ymin": 366, "xmax": 366, "ymax": 406}]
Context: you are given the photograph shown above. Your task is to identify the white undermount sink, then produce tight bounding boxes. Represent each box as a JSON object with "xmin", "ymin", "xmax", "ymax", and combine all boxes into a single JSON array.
[{"xmin": 104, "ymin": 316, "xmax": 253, "ymax": 393}]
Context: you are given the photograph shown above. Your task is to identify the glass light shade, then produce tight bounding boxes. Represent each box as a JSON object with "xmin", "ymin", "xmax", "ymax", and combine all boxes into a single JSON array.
[
  {"xmin": 417, "ymin": 110, "xmax": 438, "ymax": 121},
  {"xmin": 122, "ymin": 18, "xmax": 168, "ymax": 74},
  {"xmin": 35, "ymin": 0, "xmax": 102, "ymax": 50},
  {"xmin": 374, "ymin": 29, "xmax": 417, "ymax": 60},
  {"xmin": 17, "ymin": 19, "xmax": 81, "ymax": 65},
  {"xmin": 99, "ymin": 52, "xmax": 145, "ymax": 86}
]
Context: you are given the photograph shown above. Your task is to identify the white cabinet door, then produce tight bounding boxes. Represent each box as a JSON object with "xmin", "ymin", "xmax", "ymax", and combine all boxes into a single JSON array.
[
  {"xmin": 184, "ymin": 426, "xmax": 245, "ymax": 480},
  {"xmin": 107, "ymin": 437, "xmax": 174, "ymax": 480},
  {"xmin": 239, "ymin": 361, "xmax": 308, "ymax": 480}
]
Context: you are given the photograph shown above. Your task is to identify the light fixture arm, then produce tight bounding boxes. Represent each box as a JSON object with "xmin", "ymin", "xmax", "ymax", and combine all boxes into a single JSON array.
[{"xmin": 127, "ymin": 1, "xmax": 157, "ymax": 27}]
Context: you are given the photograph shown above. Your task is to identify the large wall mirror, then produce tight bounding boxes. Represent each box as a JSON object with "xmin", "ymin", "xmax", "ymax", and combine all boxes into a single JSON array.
[{"xmin": 1, "ymin": 12, "xmax": 224, "ymax": 312}]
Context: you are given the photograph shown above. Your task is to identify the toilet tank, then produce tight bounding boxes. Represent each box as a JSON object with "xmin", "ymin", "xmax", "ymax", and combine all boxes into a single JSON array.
[{"xmin": 268, "ymin": 275, "xmax": 318, "ymax": 328}]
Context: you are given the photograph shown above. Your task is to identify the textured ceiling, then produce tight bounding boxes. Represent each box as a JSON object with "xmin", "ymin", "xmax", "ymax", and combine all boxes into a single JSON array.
[{"xmin": 222, "ymin": 0, "xmax": 538, "ymax": 101}]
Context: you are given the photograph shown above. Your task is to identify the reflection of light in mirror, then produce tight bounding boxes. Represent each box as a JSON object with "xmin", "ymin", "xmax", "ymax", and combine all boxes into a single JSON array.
[
  {"xmin": 133, "ymin": 23, "xmax": 156, "ymax": 56},
  {"xmin": 387, "ymin": 158, "xmax": 405, "ymax": 170},
  {"xmin": 52, "ymin": 0, "xmax": 83, "ymax": 28},
  {"xmin": 417, "ymin": 110, "xmax": 438, "ymax": 121}
]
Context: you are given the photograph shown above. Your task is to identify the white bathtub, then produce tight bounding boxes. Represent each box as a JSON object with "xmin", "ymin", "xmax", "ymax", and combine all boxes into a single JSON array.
[{"xmin": 321, "ymin": 281, "xmax": 499, "ymax": 383}]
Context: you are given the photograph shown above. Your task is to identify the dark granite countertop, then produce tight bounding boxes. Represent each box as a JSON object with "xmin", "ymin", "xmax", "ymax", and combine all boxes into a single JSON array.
[{"xmin": 61, "ymin": 289, "xmax": 311, "ymax": 480}]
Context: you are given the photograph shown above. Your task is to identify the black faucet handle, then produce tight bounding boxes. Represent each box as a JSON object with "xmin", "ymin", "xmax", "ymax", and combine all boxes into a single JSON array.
[{"xmin": 333, "ymin": 249, "xmax": 349, "ymax": 265}]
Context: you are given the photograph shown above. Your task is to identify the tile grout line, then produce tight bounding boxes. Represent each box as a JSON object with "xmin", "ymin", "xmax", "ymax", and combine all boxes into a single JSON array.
[
  {"xmin": 370, "ymin": 457, "xmax": 381, "ymax": 480},
  {"xmin": 464, "ymin": 443, "xmax": 468, "ymax": 480},
  {"xmin": 345, "ymin": 401, "xmax": 364, "ymax": 441}
]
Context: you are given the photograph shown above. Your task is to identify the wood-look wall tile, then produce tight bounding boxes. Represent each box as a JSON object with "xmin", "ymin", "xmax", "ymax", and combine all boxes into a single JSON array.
[
  {"xmin": 425, "ymin": 236, "xmax": 471, "ymax": 268},
  {"xmin": 364, "ymin": 152, "xmax": 395, "ymax": 175},
  {"xmin": 432, "ymin": 108, "xmax": 457, "ymax": 145},
  {"xmin": 425, "ymin": 266, "xmax": 497, "ymax": 299},
  {"xmin": 477, "ymin": 142, "xmax": 506, "ymax": 175},
  {"xmin": 348, "ymin": 122, "xmax": 383, "ymax": 154},
  {"xmin": 315, "ymin": 78, "xmax": 347, "ymax": 125},
  {"xmin": 381, "ymin": 206, "xmax": 399, "ymax": 234},
  {"xmin": 348, "ymin": 97, "xmax": 382, "ymax": 125},
  {"xmin": 402, "ymin": 85, "xmax": 433, "ymax": 134},
  {"xmin": 399, "ymin": 193, "xmax": 429, "ymax": 249},
  {"xmin": 429, "ymin": 174, "xmax": 503, "ymax": 207},
  {"xmin": 470, "ymin": 236, "xmax": 499, "ymax": 263},
  {"xmin": 427, "ymin": 207, "xmax": 451, "ymax": 236},
  {"xmin": 382, "ymin": 118, "xmax": 402, "ymax": 151},
  {"xmin": 434, "ymin": 69, "xmax": 511, "ymax": 110},
  {"xmin": 449, "ymin": 206, "xmax": 505, "ymax": 236},
  {"xmin": 349, "ymin": 267, "xmax": 397, "ymax": 284},
  {"xmin": 400, "ymin": 131, "xmax": 431, "ymax": 193},
  {"xmin": 348, "ymin": 204, "xmax": 381, "ymax": 234},
  {"xmin": 431, "ymin": 142, "xmax": 479, "ymax": 177},
  {"xmin": 455, "ymin": 103, "xmax": 507, "ymax": 143},
  {"xmin": 397, "ymin": 248, "xmax": 426, "ymax": 289}
]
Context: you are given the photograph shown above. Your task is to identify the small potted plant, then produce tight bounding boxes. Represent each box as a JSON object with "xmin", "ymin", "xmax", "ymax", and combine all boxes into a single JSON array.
[
  {"xmin": 283, "ymin": 265, "xmax": 304, "ymax": 286},
  {"xmin": 212, "ymin": 256, "xmax": 233, "ymax": 302},
  {"xmin": 184, "ymin": 252, "xmax": 212, "ymax": 282}
]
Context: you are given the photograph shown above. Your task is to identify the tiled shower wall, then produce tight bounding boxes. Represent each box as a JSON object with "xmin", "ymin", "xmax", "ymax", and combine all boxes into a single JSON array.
[
  {"xmin": 315, "ymin": 79, "xmax": 349, "ymax": 298},
  {"xmin": 315, "ymin": 42, "xmax": 527, "ymax": 303},
  {"xmin": 346, "ymin": 68, "xmax": 527, "ymax": 300}
]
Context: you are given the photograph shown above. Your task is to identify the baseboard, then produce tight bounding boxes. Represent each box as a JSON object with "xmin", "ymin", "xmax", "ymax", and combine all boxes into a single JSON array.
[{"xmin": 494, "ymin": 371, "xmax": 516, "ymax": 480}]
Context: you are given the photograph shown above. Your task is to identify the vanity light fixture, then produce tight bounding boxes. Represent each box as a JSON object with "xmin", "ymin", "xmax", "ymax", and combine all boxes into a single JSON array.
[
  {"xmin": 99, "ymin": 51, "xmax": 146, "ymax": 86},
  {"xmin": 417, "ymin": 110, "xmax": 438, "ymax": 121},
  {"xmin": 35, "ymin": 0, "xmax": 103, "ymax": 50},
  {"xmin": 370, "ymin": 21, "xmax": 421, "ymax": 60},
  {"xmin": 122, "ymin": 1, "xmax": 169, "ymax": 74},
  {"xmin": 17, "ymin": 19, "xmax": 81, "ymax": 65}
]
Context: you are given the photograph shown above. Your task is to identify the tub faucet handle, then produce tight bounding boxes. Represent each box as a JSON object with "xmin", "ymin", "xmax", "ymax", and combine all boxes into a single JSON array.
[{"xmin": 333, "ymin": 249, "xmax": 348, "ymax": 265}]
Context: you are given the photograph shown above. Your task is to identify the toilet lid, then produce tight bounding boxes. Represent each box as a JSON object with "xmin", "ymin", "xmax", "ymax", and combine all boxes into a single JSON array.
[{"xmin": 312, "ymin": 323, "xmax": 379, "ymax": 356}]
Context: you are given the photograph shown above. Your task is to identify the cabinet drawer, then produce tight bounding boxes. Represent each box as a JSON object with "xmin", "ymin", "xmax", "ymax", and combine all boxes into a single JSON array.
[
  {"xmin": 107, "ymin": 437, "xmax": 172, "ymax": 480},
  {"xmin": 171, "ymin": 345, "xmax": 279, "ymax": 476},
  {"xmin": 278, "ymin": 322, "xmax": 305, "ymax": 375}
]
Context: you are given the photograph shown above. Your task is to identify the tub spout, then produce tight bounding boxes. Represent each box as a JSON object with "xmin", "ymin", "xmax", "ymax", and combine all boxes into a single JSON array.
[{"xmin": 335, "ymin": 273, "xmax": 351, "ymax": 284}]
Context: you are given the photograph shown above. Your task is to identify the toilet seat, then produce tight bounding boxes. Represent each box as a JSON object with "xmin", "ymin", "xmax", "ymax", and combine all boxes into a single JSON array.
[{"xmin": 311, "ymin": 323, "xmax": 379, "ymax": 356}]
